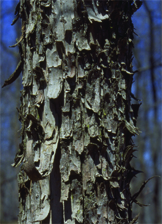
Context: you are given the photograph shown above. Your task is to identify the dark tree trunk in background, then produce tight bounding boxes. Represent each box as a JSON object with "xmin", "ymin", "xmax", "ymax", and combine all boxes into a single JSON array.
[
  {"xmin": 142, "ymin": 1, "xmax": 160, "ymax": 223},
  {"xmin": 10, "ymin": 0, "xmax": 142, "ymax": 223}
]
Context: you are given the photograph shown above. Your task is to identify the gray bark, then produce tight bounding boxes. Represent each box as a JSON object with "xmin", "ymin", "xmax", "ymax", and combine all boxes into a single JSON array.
[{"xmin": 9, "ymin": 0, "xmax": 142, "ymax": 223}]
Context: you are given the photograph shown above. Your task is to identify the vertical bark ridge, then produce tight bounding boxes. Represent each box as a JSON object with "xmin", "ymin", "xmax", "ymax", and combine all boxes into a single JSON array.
[{"xmin": 13, "ymin": 0, "xmax": 142, "ymax": 223}]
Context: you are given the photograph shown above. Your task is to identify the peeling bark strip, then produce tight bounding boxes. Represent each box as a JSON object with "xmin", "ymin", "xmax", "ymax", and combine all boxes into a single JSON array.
[
  {"xmin": 2, "ymin": 60, "xmax": 22, "ymax": 88},
  {"xmin": 12, "ymin": 0, "xmax": 142, "ymax": 223}
]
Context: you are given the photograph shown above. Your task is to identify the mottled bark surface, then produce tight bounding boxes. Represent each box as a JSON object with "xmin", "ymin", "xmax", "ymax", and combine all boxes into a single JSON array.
[{"xmin": 11, "ymin": 0, "xmax": 142, "ymax": 223}]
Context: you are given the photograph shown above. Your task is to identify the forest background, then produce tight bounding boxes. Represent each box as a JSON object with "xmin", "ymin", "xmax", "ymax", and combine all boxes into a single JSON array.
[{"xmin": 0, "ymin": 0, "xmax": 161, "ymax": 223}]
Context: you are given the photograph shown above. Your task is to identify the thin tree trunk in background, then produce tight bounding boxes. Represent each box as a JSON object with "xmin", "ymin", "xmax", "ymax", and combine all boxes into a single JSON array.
[
  {"xmin": 0, "ymin": 2, "xmax": 21, "ymax": 220},
  {"xmin": 9, "ymin": 0, "xmax": 142, "ymax": 223},
  {"xmin": 142, "ymin": 1, "xmax": 160, "ymax": 223}
]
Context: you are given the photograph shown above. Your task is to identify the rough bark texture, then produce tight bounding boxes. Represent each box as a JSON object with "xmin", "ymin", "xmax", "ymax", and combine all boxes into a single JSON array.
[{"xmin": 10, "ymin": 0, "xmax": 142, "ymax": 223}]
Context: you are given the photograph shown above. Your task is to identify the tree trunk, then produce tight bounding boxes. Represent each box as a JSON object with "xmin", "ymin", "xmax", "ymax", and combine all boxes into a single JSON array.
[{"xmin": 10, "ymin": 0, "xmax": 142, "ymax": 223}]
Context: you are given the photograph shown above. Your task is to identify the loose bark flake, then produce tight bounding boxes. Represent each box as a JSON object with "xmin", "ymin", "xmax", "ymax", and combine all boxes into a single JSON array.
[
  {"xmin": 2, "ymin": 60, "xmax": 22, "ymax": 88},
  {"xmin": 8, "ymin": 0, "xmax": 143, "ymax": 223}
]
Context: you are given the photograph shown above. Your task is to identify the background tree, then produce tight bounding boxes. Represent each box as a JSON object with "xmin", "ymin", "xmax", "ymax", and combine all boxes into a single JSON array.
[
  {"xmin": 0, "ymin": 1, "xmax": 21, "ymax": 222},
  {"xmin": 131, "ymin": 1, "xmax": 162, "ymax": 223}
]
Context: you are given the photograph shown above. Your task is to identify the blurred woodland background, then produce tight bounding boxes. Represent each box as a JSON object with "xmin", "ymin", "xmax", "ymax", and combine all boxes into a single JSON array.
[{"xmin": 0, "ymin": 1, "xmax": 161, "ymax": 223}]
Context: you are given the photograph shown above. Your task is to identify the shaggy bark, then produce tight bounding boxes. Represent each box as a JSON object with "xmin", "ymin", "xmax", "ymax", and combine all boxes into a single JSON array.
[{"xmin": 8, "ymin": 0, "xmax": 142, "ymax": 223}]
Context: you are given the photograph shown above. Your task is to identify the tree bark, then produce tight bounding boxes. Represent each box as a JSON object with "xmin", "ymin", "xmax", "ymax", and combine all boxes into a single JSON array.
[{"xmin": 10, "ymin": 0, "xmax": 142, "ymax": 223}]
